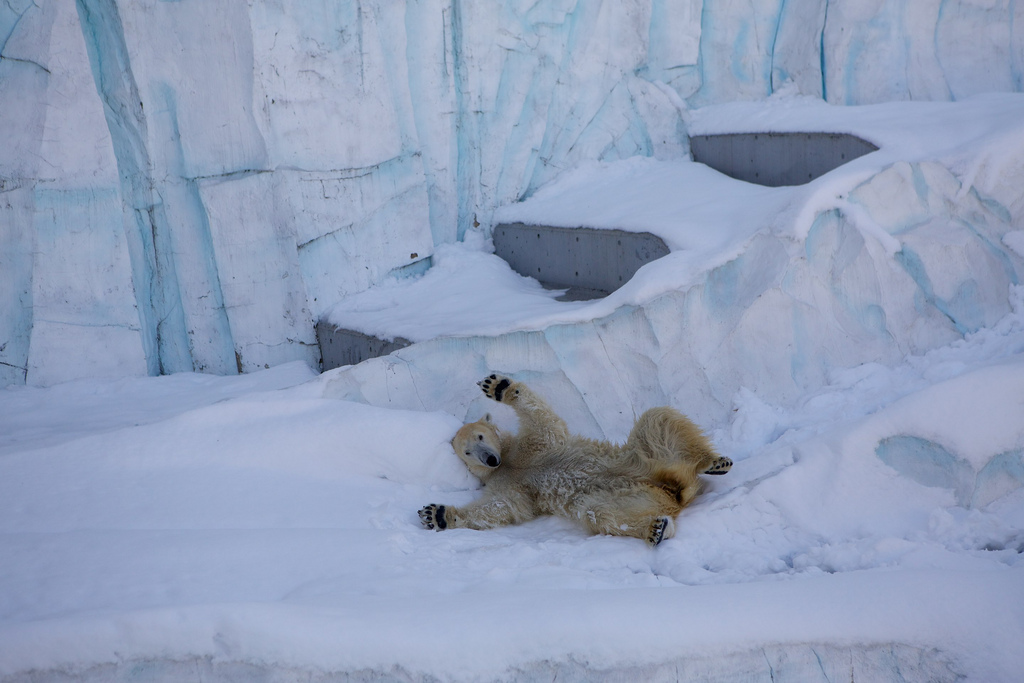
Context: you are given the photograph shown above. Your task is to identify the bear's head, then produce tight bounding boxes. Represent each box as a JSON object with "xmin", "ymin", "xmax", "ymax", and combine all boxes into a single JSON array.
[{"xmin": 452, "ymin": 414, "xmax": 502, "ymax": 481}]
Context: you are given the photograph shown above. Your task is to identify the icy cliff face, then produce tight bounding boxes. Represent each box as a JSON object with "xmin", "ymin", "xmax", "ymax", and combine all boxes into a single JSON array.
[
  {"xmin": 323, "ymin": 133, "xmax": 1024, "ymax": 439},
  {"xmin": 1, "ymin": 0, "xmax": 1022, "ymax": 386}
]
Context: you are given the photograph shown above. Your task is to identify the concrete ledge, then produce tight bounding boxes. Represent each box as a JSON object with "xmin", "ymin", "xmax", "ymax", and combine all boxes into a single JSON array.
[
  {"xmin": 690, "ymin": 132, "xmax": 878, "ymax": 186},
  {"xmin": 317, "ymin": 321, "xmax": 410, "ymax": 371},
  {"xmin": 492, "ymin": 223, "xmax": 670, "ymax": 300}
]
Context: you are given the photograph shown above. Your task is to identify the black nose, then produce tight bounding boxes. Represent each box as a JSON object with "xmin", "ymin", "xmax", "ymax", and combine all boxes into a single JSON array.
[{"xmin": 486, "ymin": 455, "xmax": 499, "ymax": 467}]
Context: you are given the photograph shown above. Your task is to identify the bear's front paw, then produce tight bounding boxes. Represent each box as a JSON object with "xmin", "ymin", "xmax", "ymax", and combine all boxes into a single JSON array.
[
  {"xmin": 419, "ymin": 504, "xmax": 448, "ymax": 531},
  {"xmin": 647, "ymin": 516, "xmax": 675, "ymax": 547},
  {"xmin": 479, "ymin": 374, "xmax": 517, "ymax": 403}
]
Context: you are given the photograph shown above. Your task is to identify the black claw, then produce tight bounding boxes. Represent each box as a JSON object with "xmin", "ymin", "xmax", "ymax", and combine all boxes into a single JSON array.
[{"xmin": 649, "ymin": 519, "xmax": 668, "ymax": 546}]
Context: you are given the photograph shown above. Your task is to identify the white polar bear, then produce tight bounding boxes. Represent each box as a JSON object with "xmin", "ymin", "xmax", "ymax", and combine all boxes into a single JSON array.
[{"xmin": 420, "ymin": 374, "xmax": 730, "ymax": 546}]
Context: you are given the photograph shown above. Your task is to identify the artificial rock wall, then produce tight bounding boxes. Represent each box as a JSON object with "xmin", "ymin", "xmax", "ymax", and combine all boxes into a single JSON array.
[{"xmin": 1, "ymin": 0, "xmax": 1021, "ymax": 386}]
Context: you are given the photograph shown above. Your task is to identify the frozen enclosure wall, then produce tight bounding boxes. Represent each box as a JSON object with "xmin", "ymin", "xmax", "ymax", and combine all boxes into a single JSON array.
[
  {"xmin": 2, "ymin": 0, "xmax": 1022, "ymax": 386},
  {"xmin": 323, "ymin": 158, "xmax": 1024, "ymax": 438}
]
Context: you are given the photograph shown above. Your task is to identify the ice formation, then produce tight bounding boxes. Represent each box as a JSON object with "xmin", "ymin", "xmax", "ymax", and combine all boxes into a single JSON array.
[
  {"xmin": 2, "ymin": 0, "xmax": 1023, "ymax": 386},
  {"xmin": 323, "ymin": 96, "xmax": 1024, "ymax": 436}
]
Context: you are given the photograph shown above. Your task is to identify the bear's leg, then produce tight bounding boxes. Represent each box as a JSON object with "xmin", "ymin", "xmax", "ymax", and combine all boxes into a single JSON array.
[
  {"xmin": 419, "ymin": 491, "xmax": 535, "ymax": 532},
  {"xmin": 479, "ymin": 374, "xmax": 569, "ymax": 447},
  {"xmin": 566, "ymin": 487, "xmax": 678, "ymax": 547},
  {"xmin": 629, "ymin": 406, "xmax": 722, "ymax": 474}
]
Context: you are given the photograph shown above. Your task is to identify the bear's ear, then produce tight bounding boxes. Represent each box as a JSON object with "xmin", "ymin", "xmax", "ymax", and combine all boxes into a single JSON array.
[{"xmin": 483, "ymin": 413, "xmax": 492, "ymax": 422}]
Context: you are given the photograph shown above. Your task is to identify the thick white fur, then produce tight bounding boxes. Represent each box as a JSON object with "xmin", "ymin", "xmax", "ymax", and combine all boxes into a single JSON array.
[{"xmin": 420, "ymin": 375, "xmax": 729, "ymax": 546}]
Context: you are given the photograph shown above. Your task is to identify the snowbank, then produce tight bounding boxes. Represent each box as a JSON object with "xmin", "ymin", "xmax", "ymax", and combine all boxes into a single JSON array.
[{"xmin": 1, "ymin": 311, "xmax": 1022, "ymax": 680}]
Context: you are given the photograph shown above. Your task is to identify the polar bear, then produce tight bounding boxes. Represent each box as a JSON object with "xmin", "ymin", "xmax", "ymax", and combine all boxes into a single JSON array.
[{"xmin": 419, "ymin": 374, "xmax": 731, "ymax": 546}]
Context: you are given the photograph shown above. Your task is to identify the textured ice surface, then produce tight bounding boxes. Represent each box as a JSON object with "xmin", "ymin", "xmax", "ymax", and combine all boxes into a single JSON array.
[
  {"xmin": 3, "ymin": 1, "xmax": 1022, "ymax": 386},
  {"xmin": 328, "ymin": 98, "xmax": 1024, "ymax": 435}
]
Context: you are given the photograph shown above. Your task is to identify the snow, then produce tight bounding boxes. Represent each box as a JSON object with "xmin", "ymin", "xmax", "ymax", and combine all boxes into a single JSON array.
[
  {"xmin": 2, "ymin": 300, "xmax": 1023, "ymax": 680},
  {"xmin": 2, "ymin": 1, "xmax": 1024, "ymax": 679},
  {"xmin": 5, "ymin": 90, "xmax": 1024, "ymax": 675}
]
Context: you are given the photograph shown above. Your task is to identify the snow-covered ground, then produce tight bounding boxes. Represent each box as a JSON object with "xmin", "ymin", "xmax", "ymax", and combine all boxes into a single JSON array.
[
  {"xmin": 2, "ymin": 296, "xmax": 1023, "ymax": 681},
  {"xmin": 3, "ymin": 95, "xmax": 1024, "ymax": 681}
]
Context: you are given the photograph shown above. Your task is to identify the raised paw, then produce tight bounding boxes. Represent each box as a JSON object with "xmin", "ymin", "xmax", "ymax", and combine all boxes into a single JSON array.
[
  {"xmin": 418, "ymin": 504, "xmax": 448, "ymax": 531},
  {"xmin": 478, "ymin": 374, "xmax": 516, "ymax": 403},
  {"xmin": 704, "ymin": 456, "xmax": 733, "ymax": 476},
  {"xmin": 647, "ymin": 516, "xmax": 675, "ymax": 547}
]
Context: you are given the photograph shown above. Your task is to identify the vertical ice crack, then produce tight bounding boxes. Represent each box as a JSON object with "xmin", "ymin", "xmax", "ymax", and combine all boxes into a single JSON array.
[
  {"xmin": 819, "ymin": 0, "xmax": 829, "ymax": 101},
  {"xmin": 1010, "ymin": 0, "xmax": 1022, "ymax": 90},
  {"xmin": 355, "ymin": 0, "xmax": 365, "ymax": 88},
  {"xmin": 932, "ymin": 0, "xmax": 954, "ymax": 99},
  {"xmin": 894, "ymin": 246, "xmax": 965, "ymax": 334},
  {"xmin": 75, "ymin": 0, "xmax": 191, "ymax": 375},
  {"xmin": 768, "ymin": 0, "xmax": 788, "ymax": 94},
  {"xmin": 450, "ymin": 0, "xmax": 476, "ymax": 239},
  {"xmin": 762, "ymin": 648, "xmax": 776, "ymax": 682},
  {"xmin": 811, "ymin": 648, "xmax": 834, "ymax": 683}
]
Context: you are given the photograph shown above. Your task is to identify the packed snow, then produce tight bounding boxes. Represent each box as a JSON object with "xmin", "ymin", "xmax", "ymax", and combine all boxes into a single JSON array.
[
  {"xmin": 3, "ymin": 1, "xmax": 1024, "ymax": 680},
  {"xmin": 2, "ymin": 293, "xmax": 1023, "ymax": 680},
  {"xmin": 4, "ymin": 96, "xmax": 1024, "ymax": 679}
]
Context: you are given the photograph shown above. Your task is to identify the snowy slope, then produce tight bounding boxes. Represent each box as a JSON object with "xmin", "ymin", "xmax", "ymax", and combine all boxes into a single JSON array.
[
  {"xmin": 1, "ymin": 298, "xmax": 1023, "ymax": 681},
  {"xmin": 2, "ymin": 3, "xmax": 1023, "ymax": 680},
  {"xmin": 5, "ymin": 89, "xmax": 1024, "ymax": 672}
]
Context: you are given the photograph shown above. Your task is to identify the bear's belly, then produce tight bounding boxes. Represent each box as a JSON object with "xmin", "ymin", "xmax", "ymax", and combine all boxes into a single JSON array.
[{"xmin": 523, "ymin": 469, "xmax": 634, "ymax": 513}]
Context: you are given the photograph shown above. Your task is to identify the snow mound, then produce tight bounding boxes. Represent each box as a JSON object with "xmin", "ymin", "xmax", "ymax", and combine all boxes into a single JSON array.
[{"xmin": 2, "ymin": 311, "xmax": 1023, "ymax": 680}]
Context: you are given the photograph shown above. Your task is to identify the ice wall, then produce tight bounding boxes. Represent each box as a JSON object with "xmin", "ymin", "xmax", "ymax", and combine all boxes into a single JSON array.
[
  {"xmin": 321, "ymin": 155, "xmax": 1024, "ymax": 439},
  {"xmin": 0, "ymin": 0, "xmax": 689, "ymax": 385},
  {"xmin": 689, "ymin": 0, "xmax": 1024, "ymax": 105},
  {"xmin": 1, "ymin": 0, "xmax": 441, "ymax": 384},
  {"xmin": 2, "ymin": 0, "xmax": 1022, "ymax": 386}
]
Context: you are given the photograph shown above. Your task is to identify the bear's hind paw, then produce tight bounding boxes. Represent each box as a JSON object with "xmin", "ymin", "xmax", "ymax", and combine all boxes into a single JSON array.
[
  {"xmin": 647, "ymin": 516, "xmax": 675, "ymax": 547},
  {"xmin": 479, "ymin": 374, "xmax": 517, "ymax": 403},
  {"xmin": 419, "ymin": 504, "xmax": 448, "ymax": 531},
  {"xmin": 704, "ymin": 456, "xmax": 733, "ymax": 475}
]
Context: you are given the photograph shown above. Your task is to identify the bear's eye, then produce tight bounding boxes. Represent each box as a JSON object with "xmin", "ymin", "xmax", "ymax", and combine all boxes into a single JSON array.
[{"xmin": 465, "ymin": 451, "xmax": 471, "ymax": 456}]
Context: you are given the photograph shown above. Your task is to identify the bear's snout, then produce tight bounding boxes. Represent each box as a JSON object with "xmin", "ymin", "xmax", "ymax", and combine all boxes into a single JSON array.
[{"xmin": 474, "ymin": 443, "xmax": 501, "ymax": 468}]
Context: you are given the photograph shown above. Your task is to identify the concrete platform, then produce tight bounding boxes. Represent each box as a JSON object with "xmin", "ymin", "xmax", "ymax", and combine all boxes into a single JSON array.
[
  {"xmin": 317, "ymin": 321, "xmax": 410, "ymax": 371},
  {"xmin": 492, "ymin": 223, "xmax": 670, "ymax": 300},
  {"xmin": 690, "ymin": 132, "xmax": 878, "ymax": 186}
]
